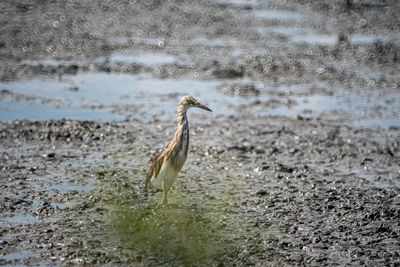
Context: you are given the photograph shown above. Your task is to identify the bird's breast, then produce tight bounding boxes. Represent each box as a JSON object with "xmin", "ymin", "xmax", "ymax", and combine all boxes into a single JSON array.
[{"xmin": 150, "ymin": 160, "xmax": 179, "ymax": 190}]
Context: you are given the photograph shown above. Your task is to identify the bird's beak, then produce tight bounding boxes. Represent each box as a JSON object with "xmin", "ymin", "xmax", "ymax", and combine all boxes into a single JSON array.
[{"xmin": 195, "ymin": 103, "xmax": 212, "ymax": 112}]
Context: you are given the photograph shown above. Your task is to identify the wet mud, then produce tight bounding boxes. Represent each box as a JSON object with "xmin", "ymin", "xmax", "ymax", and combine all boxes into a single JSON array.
[{"xmin": 1, "ymin": 0, "xmax": 400, "ymax": 265}]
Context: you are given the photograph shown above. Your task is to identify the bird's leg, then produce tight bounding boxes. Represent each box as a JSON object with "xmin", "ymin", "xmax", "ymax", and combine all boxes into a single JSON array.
[{"xmin": 162, "ymin": 181, "xmax": 168, "ymax": 205}]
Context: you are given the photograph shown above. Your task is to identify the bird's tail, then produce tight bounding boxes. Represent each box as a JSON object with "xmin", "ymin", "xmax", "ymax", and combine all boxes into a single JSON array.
[{"xmin": 144, "ymin": 171, "xmax": 151, "ymax": 192}]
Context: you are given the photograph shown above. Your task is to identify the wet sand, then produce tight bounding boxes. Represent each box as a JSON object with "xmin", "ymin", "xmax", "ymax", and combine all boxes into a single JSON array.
[{"xmin": 1, "ymin": 0, "xmax": 400, "ymax": 265}]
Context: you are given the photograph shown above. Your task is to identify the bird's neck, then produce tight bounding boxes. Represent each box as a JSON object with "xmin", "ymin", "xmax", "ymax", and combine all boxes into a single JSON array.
[
  {"xmin": 176, "ymin": 104, "xmax": 189, "ymax": 126},
  {"xmin": 173, "ymin": 104, "xmax": 189, "ymax": 156}
]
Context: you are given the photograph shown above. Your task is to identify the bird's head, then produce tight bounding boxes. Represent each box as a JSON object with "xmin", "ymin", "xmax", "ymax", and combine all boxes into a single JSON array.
[{"xmin": 179, "ymin": 95, "xmax": 212, "ymax": 112}]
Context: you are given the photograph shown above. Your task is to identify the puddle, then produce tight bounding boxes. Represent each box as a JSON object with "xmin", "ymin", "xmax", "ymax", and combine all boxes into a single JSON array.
[
  {"xmin": 333, "ymin": 164, "xmax": 400, "ymax": 187},
  {"xmin": 280, "ymin": 93, "xmax": 396, "ymax": 116},
  {"xmin": 96, "ymin": 165, "xmax": 277, "ymax": 266},
  {"xmin": 0, "ymin": 252, "xmax": 39, "ymax": 261},
  {"xmin": 292, "ymin": 33, "xmax": 392, "ymax": 46},
  {"xmin": 0, "ymin": 71, "xmax": 398, "ymax": 127},
  {"xmin": 19, "ymin": 58, "xmax": 80, "ymax": 67},
  {"xmin": 110, "ymin": 204, "xmax": 234, "ymax": 265},
  {"xmin": 353, "ymin": 118, "xmax": 400, "ymax": 129},
  {"xmin": 0, "ymin": 100, "xmax": 123, "ymax": 121},
  {"xmin": 215, "ymin": 0, "xmax": 259, "ymax": 7},
  {"xmin": 96, "ymin": 167, "xmax": 264, "ymax": 265},
  {"xmin": 270, "ymin": 26, "xmax": 304, "ymax": 36},
  {"xmin": 0, "ymin": 72, "xmax": 229, "ymax": 121},
  {"xmin": 267, "ymin": 94, "xmax": 348, "ymax": 117},
  {"xmin": 253, "ymin": 9, "xmax": 304, "ymax": 22},
  {"xmin": 259, "ymin": 26, "xmax": 396, "ymax": 46},
  {"xmin": 291, "ymin": 33, "xmax": 338, "ymax": 45},
  {"xmin": 189, "ymin": 37, "xmax": 239, "ymax": 47},
  {"xmin": 50, "ymin": 184, "xmax": 95, "ymax": 191},
  {"xmin": 110, "ymin": 37, "xmax": 175, "ymax": 47},
  {"xmin": 85, "ymin": 156, "xmax": 105, "ymax": 164},
  {"xmin": 96, "ymin": 52, "xmax": 179, "ymax": 66},
  {"xmin": 258, "ymin": 27, "xmax": 338, "ymax": 45},
  {"xmin": 254, "ymin": 86, "xmax": 400, "ymax": 128},
  {"xmin": 349, "ymin": 34, "xmax": 388, "ymax": 44},
  {"xmin": 0, "ymin": 215, "xmax": 38, "ymax": 224}
]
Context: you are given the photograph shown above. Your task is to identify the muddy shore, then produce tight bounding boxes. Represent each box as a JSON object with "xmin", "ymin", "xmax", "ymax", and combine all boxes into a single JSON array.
[{"xmin": 1, "ymin": 0, "xmax": 400, "ymax": 265}]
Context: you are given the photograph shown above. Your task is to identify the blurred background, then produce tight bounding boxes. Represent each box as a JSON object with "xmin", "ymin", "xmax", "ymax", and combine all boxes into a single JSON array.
[{"xmin": 0, "ymin": 0, "xmax": 399, "ymax": 128}]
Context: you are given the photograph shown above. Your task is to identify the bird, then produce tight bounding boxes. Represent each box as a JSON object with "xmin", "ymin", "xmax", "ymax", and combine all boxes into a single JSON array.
[{"xmin": 145, "ymin": 95, "xmax": 212, "ymax": 205}]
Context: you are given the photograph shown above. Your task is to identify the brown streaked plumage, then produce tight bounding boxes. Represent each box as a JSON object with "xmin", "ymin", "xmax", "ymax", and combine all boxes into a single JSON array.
[{"xmin": 145, "ymin": 95, "xmax": 212, "ymax": 205}]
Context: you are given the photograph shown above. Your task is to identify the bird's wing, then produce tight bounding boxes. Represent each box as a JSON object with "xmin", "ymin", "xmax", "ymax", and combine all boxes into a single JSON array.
[{"xmin": 145, "ymin": 144, "xmax": 170, "ymax": 189}]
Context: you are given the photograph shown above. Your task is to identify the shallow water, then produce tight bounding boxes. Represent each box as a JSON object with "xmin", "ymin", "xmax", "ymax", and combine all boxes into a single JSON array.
[
  {"xmin": 189, "ymin": 37, "xmax": 239, "ymax": 47},
  {"xmin": 253, "ymin": 9, "xmax": 305, "ymax": 22},
  {"xmin": 0, "ymin": 215, "xmax": 38, "ymax": 224},
  {"xmin": 349, "ymin": 34, "xmax": 390, "ymax": 44},
  {"xmin": 216, "ymin": 0, "xmax": 259, "ymax": 6},
  {"xmin": 260, "ymin": 26, "xmax": 396, "ymax": 46},
  {"xmin": 19, "ymin": 58, "xmax": 80, "ymax": 67},
  {"xmin": 291, "ymin": 33, "xmax": 338, "ymax": 46},
  {"xmin": 0, "ymin": 71, "xmax": 398, "ymax": 127},
  {"xmin": 96, "ymin": 52, "xmax": 179, "ymax": 66},
  {"xmin": 0, "ymin": 72, "xmax": 227, "ymax": 120},
  {"xmin": 110, "ymin": 37, "xmax": 175, "ymax": 47},
  {"xmin": 354, "ymin": 118, "xmax": 400, "ymax": 128},
  {"xmin": 0, "ymin": 100, "xmax": 122, "ymax": 121},
  {"xmin": 94, "ymin": 164, "xmax": 278, "ymax": 265},
  {"xmin": 261, "ymin": 86, "xmax": 400, "ymax": 128},
  {"xmin": 0, "ymin": 252, "xmax": 39, "ymax": 261},
  {"xmin": 109, "ymin": 204, "xmax": 234, "ymax": 265}
]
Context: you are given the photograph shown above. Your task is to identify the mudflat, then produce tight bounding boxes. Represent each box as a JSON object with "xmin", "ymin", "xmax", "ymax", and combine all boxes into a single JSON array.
[{"xmin": 1, "ymin": 0, "xmax": 399, "ymax": 265}]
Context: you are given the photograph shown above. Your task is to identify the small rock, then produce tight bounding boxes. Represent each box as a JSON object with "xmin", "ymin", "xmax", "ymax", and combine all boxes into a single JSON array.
[
  {"xmin": 255, "ymin": 148, "xmax": 265, "ymax": 154},
  {"xmin": 43, "ymin": 152, "xmax": 56, "ymax": 159},
  {"xmin": 256, "ymin": 189, "xmax": 268, "ymax": 196}
]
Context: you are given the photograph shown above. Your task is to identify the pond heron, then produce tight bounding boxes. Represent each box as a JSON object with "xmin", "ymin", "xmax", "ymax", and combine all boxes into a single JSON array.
[{"xmin": 145, "ymin": 95, "xmax": 212, "ymax": 205}]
